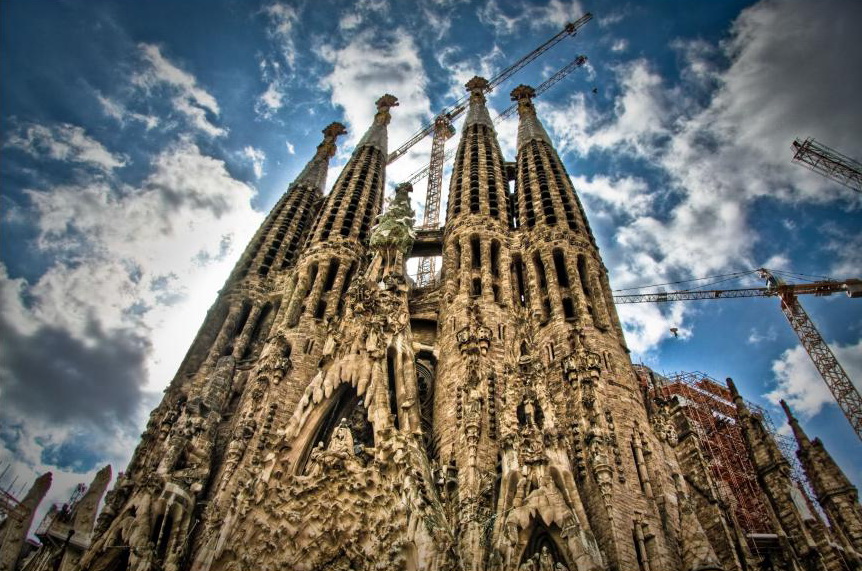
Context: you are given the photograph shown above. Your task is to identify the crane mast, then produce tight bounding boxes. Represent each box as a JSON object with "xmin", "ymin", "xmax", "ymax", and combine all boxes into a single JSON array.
[
  {"xmin": 791, "ymin": 137, "xmax": 862, "ymax": 193},
  {"xmin": 613, "ymin": 273, "xmax": 862, "ymax": 439},
  {"xmin": 415, "ymin": 117, "xmax": 455, "ymax": 286}
]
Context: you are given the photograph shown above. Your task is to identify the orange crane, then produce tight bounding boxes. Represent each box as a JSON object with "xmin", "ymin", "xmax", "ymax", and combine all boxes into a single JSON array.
[
  {"xmin": 389, "ymin": 14, "xmax": 593, "ymax": 287},
  {"xmin": 613, "ymin": 269, "xmax": 862, "ymax": 440}
]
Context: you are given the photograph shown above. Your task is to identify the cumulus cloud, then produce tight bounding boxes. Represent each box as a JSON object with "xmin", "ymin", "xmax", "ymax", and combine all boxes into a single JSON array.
[
  {"xmin": 257, "ymin": 80, "xmax": 286, "ymax": 117},
  {"xmin": 570, "ymin": 174, "xmax": 653, "ymax": 215},
  {"xmin": 1, "ymin": 138, "xmax": 261, "ymax": 480},
  {"xmin": 610, "ymin": 39, "xmax": 628, "ymax": 53},
  {"xmin": 748, "ymin": 326, "xmax": 778, "ymax": 344},
  {"xmin": 254, "ymin": 2, "xmax": 302, "ymax": 118},
  {"xmin": 766, "ymin": 339, "xmax": 862, "ymax": 417},
  {"xmin": 133, "ymin": 43, "xmax": 225, "ymax": 137},
  {"xmin": 618, "ymin": 302, "xmax": 690, "ymax": 356},
  {"xmin": 5, "ymin": 122, "xmax": 128, "ymax": 172}
]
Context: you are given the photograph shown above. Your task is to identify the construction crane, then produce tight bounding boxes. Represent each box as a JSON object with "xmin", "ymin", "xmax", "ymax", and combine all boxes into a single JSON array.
[
  {"xmin": 791, "ymin": 137, "xmax": 862, "ymax": 193},
  {"xmin": 403, "ymin": 54, "xmax": 589, "ymax": 189},
  {"xmin": 394, "ymin": 13, "xmax": 593, "ymax": 287},
  {"xmin": 614, "ymin": 270, "xmax": 862, "ymax": 440}
]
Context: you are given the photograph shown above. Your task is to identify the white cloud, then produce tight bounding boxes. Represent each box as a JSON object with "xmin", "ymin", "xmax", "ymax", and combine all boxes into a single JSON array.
[
  {"xmin": 262, "ymin": 3, "xmax": 299, "ymax": 69},
  {"xmin": 319, "ymin": 28, "xmax": 433, "ymax": 200},
  {"xmin": 23, "ymin": 139, "xmax": 262, "ymax": 382},
  {"xmin": 748, "ymin": 326, "xmax": 778, "ymax": 344},
  {"xmin": 570, "ymin": 174, "xmax": 652, "ymax": 215},
  {"xmin": 133, "ymin": 43, "xmax": 225, "ymax": 137},
  {"xmin": 339, "ymin": 12, "xmax": 363, "ymax": 31},
  {"xmin": 435, "ymin": 43, "xmax": 505, "ymax": 103},
  {"xmin": 618, "ymin": 302, "xmax": 690, "ymax": 356},
  {"xmin": 5, "ymin": 122, "xmax": 127, "ymax": 171},
  {"xmin": 610, "ymin": 39, "xmax": 628, "ymax": 52},
  {"xmin": 255, "ymin": 3, "xmax": 305, "ymax": 120},
  {"xmin": 766, "ymin": 339, "xmax": 862, "ymax": 417},
  {"xmin": 286, "ymin": 141, "xmax": 296, "ymax": 155},
  {"xmin": 96, "ymin": 93, "xmax": 160, "ymax": 130},
  {"xmin": 257, "ymin": 81, "xmax": 286, "ymax": 117},
  {"xmin": 243, "ymin": 146, "xmax": 267, "ymax": 179},
  {"xmin": 478, "ymin": 0, "xmax": 586, "ymax": 36}
]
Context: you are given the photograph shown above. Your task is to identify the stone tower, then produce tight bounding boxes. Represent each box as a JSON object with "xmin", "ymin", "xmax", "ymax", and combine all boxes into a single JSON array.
[{"xmin": 74, "ymin": 82, "xmax": 861, "ymax": 571}]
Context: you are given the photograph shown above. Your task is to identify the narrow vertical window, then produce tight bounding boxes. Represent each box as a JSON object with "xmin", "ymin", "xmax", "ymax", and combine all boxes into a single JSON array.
[
  {"xmin": 490, "ymin": 240, "xmax": 501, "ymax": 277},
  {"xmin": 387, "ymin": 348, "xmax": 400, "ymax": 430},
  {"xmin": 553, "ymin": 249, "xmax": 570, "ymax": 287}
]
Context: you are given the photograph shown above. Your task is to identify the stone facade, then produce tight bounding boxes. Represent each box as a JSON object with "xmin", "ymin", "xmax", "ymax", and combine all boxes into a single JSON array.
[{"xmin": 70, "ymin": 81, "xmax": 862, "ymax": 571}]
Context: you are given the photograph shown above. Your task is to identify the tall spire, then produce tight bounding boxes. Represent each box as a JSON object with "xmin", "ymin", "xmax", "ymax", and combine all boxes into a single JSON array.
[
  {"xmin": 357, "ymin": 94, "xmax": 398, "ymax": 152},
  {"xmin": 780, "ymin": 399, "xmax": 812, "ymax": 448},
  {"xmin": 511, "ymin": 84, "xmax": 553, "ymax": 150},
  {"xmin": 293, "ymin": 121, "xmax": 347, "ymax": 193},
  {"xmin": 463, "ymin": 76, "xmax": 494, "ymax": 129}
]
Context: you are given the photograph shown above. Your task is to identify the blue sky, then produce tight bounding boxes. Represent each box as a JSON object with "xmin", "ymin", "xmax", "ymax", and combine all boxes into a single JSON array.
[{"xmin": 1, "ymin": 0, "xmax": 860, "ymax": 525}]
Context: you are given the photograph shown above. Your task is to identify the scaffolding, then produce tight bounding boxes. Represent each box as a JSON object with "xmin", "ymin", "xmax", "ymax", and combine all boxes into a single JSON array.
[
  {"xmin": 649, "ymin": 370, "xmax": 776, "ymax": 536},
  {"xmin": 634, "ymin": 368, "xmax": 820, "ymax": 546}
]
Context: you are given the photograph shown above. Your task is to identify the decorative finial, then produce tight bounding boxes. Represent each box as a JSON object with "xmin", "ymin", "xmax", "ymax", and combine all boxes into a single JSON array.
[
  {"xmin": 466, "ymin": 76, "xmax": 490, "ymax": 104},
  {"xmin": 375, "ymin": 94, "xmax": 399, "ymax": 113},
  {"xmin": 322, "ymin": 122, "xmax": 347, "ymax": 139},
  {"xmin": 510, "ymin": 84, "xmax": 536, "ymax": 102},
  {"xmin": 465, "ymin": 76, "xmax": 490, "ymax": 95},
  {"xmin": 373, "ymin": 94, "xmax": 399, "ymax": 126},
  {"xmin": 511, "ymin": 84, "xmax": 538, "ymax": 117},
  {"xmin": 317, "ymin": 122, "xmax": 347, "ymax": 159}
]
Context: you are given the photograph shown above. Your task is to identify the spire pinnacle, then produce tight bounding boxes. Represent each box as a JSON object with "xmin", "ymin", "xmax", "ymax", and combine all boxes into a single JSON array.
[
  {"xmin": 780, "ymin": 399, "xmax": 812, "ymax": 448},
  {"xmin": 358, "ymin": 94, "xmax": 399, "ymax": 152},
  {"xmin": 464, "ymin": 76, "xmax": 494, "ymax": 129},
  {"xmin": 510, "ymin": 83, "xmax": 552, "ymax": 150},
  {"xmin": 292, "ymin": 122, "xmax": 346, "ymax": 193}
]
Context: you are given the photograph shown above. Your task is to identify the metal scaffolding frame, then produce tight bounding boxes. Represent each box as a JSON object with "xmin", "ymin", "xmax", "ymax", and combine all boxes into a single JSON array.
[{"xmin": 651, "ymin": 371, "xmax": 775, "ymax": 535}]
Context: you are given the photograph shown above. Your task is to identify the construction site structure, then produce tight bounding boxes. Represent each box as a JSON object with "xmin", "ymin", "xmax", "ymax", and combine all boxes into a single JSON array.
[
  {"xmin": 614, "ymin": 271, "xmax": 862, "ymax": 440},
  {"xmin": 22, "ymin": 79, "xmax": 853, "ymax": 571},
  {"xmin": 412, "ymin": 54, "xmax": 590, "ymax": 287},
  {"xmin": 402, "ymin": 17, "xmax": 592, "ymax": 287},
  {"xmin": 791, "ymin": 137, "xmax": 862, "ymax": 193},
  {"xmin": 19, "ymin": 467, "xmax": 111, "ymax": 571}
]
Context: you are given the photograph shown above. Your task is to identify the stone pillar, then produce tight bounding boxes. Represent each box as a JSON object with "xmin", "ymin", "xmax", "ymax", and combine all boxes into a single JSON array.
[{"xmin": 0, "ymin": 473, "xmax": 52, "ymax": 571}]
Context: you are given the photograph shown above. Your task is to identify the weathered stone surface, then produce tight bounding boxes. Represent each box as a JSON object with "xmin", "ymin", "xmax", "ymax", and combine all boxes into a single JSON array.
[{"xmin": 70, "ymin": 84, "xmax": 859, "ymax": 571}]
